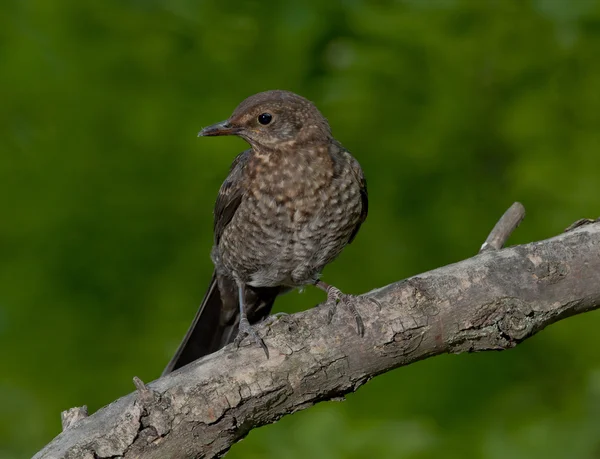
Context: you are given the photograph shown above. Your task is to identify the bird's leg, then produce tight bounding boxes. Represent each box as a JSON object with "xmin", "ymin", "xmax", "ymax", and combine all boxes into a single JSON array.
[
  {"xmin": 233, "ymin": 280, "xmax": 270, "ymax": 358},
  {"xmin": 315, "ymin": 281, "xmax": 379, "ymax": 337}
]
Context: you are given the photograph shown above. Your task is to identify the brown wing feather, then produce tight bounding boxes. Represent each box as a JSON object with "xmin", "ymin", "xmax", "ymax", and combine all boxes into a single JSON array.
[
  {"xmin": 214, "ymin": 149, "xmax": 250, "ymax": 244},
  {"xmin": 347, "ymin": 155, "xmax": 368, "ymax": 244},
  {"xmin": 163, "ymin": 149, "xmax": 274, "ymax": 375},
  {"xmin": 329, "ymin": 141, "xmax": 368, "ymax": 245}
]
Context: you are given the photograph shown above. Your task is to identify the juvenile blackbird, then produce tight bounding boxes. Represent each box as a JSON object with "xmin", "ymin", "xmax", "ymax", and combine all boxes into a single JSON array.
[{"xmin": 163, "ymin": 90, "xmax": 369, "ymax": 375}]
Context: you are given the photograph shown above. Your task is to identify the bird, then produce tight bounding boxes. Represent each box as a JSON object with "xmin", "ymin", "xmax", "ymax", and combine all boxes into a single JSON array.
[{"xmin": 163, "ymin": 90, "xmax": 369, "ymax": 375}]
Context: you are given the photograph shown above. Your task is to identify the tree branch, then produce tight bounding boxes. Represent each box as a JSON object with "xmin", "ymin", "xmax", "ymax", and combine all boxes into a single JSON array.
[{"xmin": 34, "ymin": 216, "xmax": 600, "ymax": 459}]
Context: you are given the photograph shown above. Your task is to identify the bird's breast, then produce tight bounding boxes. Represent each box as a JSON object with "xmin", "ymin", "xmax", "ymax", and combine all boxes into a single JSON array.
[
  {"xmin": 246, "ymin": 149, "xmax": 336, "ymax": 224},
  {"xmin": 218, "ymin": 146, "xmax": 363, "ymax": 287}
]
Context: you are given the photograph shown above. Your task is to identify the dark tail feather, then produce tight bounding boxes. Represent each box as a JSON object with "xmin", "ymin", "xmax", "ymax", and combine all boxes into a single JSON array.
[
  {"xmin": 162, "ymin": 272, "xmax": 285, "ymax": 376},
  {"xmin": 162, "ymin": 272, "xmax": 234, "ymax": 375}
]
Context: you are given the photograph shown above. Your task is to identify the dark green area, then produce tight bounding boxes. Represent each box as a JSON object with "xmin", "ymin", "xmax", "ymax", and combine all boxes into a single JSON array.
[{"xmin": 1, "ymin": 1, "xmax": 600, "ymax": 458}]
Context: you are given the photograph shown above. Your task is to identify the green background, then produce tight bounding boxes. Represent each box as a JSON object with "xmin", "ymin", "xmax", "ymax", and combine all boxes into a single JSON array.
[{"xmin": 2, "ymin": 1, "xmax": 600, "ymax": 458}]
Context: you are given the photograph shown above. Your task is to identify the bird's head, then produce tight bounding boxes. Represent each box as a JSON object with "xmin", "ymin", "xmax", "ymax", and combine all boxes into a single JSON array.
[{"xmin": 198, "ymin": 90, "xmax": 331, "ymax": 149}]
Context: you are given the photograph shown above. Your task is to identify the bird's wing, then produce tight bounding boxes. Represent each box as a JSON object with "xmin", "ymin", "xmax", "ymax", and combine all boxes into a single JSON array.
[
  {"xmin": 214, "ymin": 149, "xmax": 250, "ymax": 245},
  {"xmin": 328, "ymin": 141, "xmax": 368, "ymax": 244},
  {"xmin": 332, "ymin": 146, "xmax": 369, "ymax": 244},
  {"xmin": 347, "ymin": 152, "xmax": 368, "ymax": 244}
]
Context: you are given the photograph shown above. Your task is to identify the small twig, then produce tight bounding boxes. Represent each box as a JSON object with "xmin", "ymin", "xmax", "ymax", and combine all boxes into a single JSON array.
[
  {"xmin": 133, "ymin": 376, "xmax": 149, "ymax": 393},
  {"xmin": 61, "ymin": 406, "xmax": 88, "ymax": 431},
  {"xmin": 133, "ymin": 376, "xmax": 157, "ymax": 410},
  {"xmin": 480, "ymin": 202, "xmax": 526, "ymax": 253}
]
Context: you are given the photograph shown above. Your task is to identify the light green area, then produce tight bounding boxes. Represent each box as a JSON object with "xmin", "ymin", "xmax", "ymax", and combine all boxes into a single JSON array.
[{"xmin": 1, "ymin": 1, "xmax": 599, "ymax": 458}]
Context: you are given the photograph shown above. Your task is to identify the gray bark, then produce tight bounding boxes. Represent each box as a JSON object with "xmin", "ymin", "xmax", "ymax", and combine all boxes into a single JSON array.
[{"xmin": 34, "ymin": 222, "xmax": 600, "ymax": 459}]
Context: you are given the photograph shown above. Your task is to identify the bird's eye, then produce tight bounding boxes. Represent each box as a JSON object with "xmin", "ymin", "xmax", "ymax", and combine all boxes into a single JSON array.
[{"xmin": 257, "ymin": 113, "xmax": 273, "ymax": 125}]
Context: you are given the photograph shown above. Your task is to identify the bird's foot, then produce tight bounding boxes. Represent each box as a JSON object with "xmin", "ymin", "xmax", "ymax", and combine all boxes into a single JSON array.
[
  {"xmin": 234, "ymin": 317, "xmax": 269, "ymax": 358},
  {"xmin": 322, "ymin": 286, "xmax": 378, "ymax": 337}
]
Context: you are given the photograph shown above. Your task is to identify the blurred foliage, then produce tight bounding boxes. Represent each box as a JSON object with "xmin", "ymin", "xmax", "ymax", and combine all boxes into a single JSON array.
[{"xmin": 1, "ymin": 0, "xmax": 600, "ymax": 458}]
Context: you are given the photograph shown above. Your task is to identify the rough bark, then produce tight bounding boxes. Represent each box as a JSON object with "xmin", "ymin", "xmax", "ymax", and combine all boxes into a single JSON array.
[{"xmin": 34, "ymin": 221, "xmax": 600, "ymax": 459}]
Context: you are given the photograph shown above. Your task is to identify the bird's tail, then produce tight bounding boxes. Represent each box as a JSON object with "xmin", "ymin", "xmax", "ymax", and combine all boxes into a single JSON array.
[
  {"xmin": 162, "ymin": 271, "xmax": 284, "ymax": 375},
  {"xmin": 163, "ymin": 272, "xmax": 234, "ymax": 375}
]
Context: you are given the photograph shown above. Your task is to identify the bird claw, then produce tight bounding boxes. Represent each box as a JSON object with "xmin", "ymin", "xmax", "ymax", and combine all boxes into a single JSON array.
[
  {"xmin": 323, "ymin": 287, "xmax": 365, "ymax": 337},
  {"xmin": 234, "ymin": 317, "xmax": 269, "ymax": 358},
  {"xmin": 368, "ymin": 296, "xmax": 382, "ymax": 309}
]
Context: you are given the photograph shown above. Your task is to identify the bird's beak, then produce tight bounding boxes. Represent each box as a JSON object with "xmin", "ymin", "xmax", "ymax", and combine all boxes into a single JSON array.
[{"xmin": 198, "ymin": 120, "xmax": 239, "ymax": 137}]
